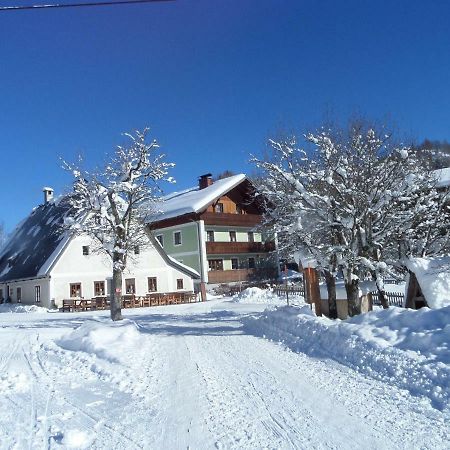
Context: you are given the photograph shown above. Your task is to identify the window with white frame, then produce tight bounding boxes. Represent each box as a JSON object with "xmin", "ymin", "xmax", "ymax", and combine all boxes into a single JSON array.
[
  {"xmin": 229, "ymin": 231, "xmax": 237, "ymax": 242},
  {"xmin": 206, "ymin": 230, "xmax": 215, "ymax": 242},
  {"xmin": 35, "ymin": 285, "xmax": 41, "ymax": 303}
]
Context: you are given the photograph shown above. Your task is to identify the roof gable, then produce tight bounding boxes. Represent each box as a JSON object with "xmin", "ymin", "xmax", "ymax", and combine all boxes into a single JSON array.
[{"xmin": 151, "ymin": 174, "xmax": 250, "ymax": 222}]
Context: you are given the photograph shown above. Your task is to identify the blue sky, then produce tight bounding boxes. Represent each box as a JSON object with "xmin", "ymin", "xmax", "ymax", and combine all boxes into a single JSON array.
[{"xmin": 1, "ymin": 0, "xmax": 449, "ymax": 231}]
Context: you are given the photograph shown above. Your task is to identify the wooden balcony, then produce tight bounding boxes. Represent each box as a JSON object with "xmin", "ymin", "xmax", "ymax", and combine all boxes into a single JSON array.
[
  {"xmin": 206, "ymin": 241, "xmax": 275, "ymax": 255},
  {"xmin": 201, "ymin": 212, "xmax": 262, "ymax": 227}
]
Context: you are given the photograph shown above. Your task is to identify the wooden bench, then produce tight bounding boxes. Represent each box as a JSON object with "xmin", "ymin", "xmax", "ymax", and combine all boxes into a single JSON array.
[{"xmin": 62, "ymin": 299, "xmax": 74, "ymax": 312}]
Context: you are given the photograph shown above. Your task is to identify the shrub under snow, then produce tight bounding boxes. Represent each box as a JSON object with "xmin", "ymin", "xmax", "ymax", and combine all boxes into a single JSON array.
[{"xmin": 57, "ymin": 319, "xmax": 141, "ymax": 363}]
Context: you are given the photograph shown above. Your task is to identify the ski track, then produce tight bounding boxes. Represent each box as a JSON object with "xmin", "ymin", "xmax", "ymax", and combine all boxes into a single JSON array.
[{"xmin": 0, "ymin": 302, "xmax": 448, "ymax": 449}]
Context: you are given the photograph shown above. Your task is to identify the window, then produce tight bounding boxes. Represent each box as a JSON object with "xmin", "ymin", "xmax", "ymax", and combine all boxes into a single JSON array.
[
  {"xmin": 156, "ymin": 234, "xmax": 164, "ymax": 247},
  {"xmin": 82, "ymin": 246, "xmax": 90, "ymax": 255},
  {"xmin": 206, "ymin": 230, "xmax": 215, "ymax": 242},
  {"xmin": 208, "ymin": 259, "xmax": 223, "ymax": 271},
  {"xmin": 34, "ymin": 286, "xmax": 40, "ymax": 303},
  {"xmin": 174, "ymin": 231, "xmax": 182, "ymax": 246},
  {"xmin": 231, "ymin": 258, "xmax": 239, "ymax": 270},
  {"xmin": 214, "ymin": 203, "xmax": 224, "ymax": 213},
  {"xmin": 125, "ymin": 278, "xmax": 136, "ymax": 294},
  {"xmin": 8, "ymin": 286, "xmax": 13, "ymax": 299},
  {"xmin": 148, "ymin": 277, "xmax": 157, "ymax": 292},
  {"xmin": 35, "ymin": 286, "xmax": 41, "ymax": 303},
  {"xmin": 94, "ymin": 281, "xmax": 105, "ymax": 296},
  {"xmin": 70, "ymin": 283, "xmax": 82, "ymax": 298},
  {"xmin": 229, "ymin": 231, "xmax": 237, "ymax": 242},
  {"xmin": 248, "ymin": 257, "xmax": 256, "ymax": 269},
  {"xmin": 176, "ymin": 279, "xmax": 184, "ymax": 290},
  {"xmin": 248, "ymin": 232, "xmax": 254, "ymax": 243},
  {"xmin": 236, "ymin": 205, "xmax": 243, "ymax": 214},
  {"xmin": 134, "ymin": 246, "xmax": 140, "ymax": 255},
  {"xmin": 0, "ymin": 289, "xmax": 3, "ymax": 301},
  {"xmin": 17, "ymin": 287, "xmax": 22, "ymax": 303}
]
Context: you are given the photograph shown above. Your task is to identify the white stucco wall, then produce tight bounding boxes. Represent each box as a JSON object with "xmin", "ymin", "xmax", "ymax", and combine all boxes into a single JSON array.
[
  {"xmin": 48, "ymin": 234, "xmax": 194, "ymax": 308},
  {"xmin": 0, "ymin": 278, "xmax": 51, "ymax": 308}
]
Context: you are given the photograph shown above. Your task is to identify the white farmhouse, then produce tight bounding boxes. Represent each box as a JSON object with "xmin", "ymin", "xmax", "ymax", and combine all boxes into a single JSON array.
[{"xmin": 0, "ymin": 188, "xmax": 199, "ymax": 308}]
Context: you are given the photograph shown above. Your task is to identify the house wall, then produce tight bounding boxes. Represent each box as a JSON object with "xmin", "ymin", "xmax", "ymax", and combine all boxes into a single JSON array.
[
  {"xmin": 206, "ymin": 226, "xmax": 262, "ymax": 243},
  {"xmin": 152, "ymin": 222, "xmax": 202, "ymax": 274},
  {"xmin": 0, "ymin": 278, "xmax": 50, "ymax": 307},
  {"xmin": 48, "ymin": 234, "xmax": 194, "ymax": 308}
]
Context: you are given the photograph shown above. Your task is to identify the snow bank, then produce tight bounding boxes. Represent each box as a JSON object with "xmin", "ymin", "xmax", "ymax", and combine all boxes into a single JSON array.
[
  {"xmin": 406, "ymin": 257, "xmax": 450, "ymax": 308},
  {"xmin": 245, "ymin": 306, "xmax": 450, "ymax": 411},
  {"xmin": 0, "ymin": 303, "xmax": 48, "ymax": 314},
  {"xmin": 233, "ymin": 287, "xmax": 305, "ymax": 305},
  {"xmin": 57, "ymin": 319, "xmax": 141, "ymax": 363}
]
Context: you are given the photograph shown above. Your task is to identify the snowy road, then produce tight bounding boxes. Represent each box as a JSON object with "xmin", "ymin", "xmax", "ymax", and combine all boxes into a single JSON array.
[{"xmin": 0, "ymin": 299, "xmax": 448, "ymax": 449}]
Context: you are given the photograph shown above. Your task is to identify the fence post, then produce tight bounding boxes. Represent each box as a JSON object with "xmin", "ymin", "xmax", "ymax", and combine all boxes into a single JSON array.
[{"xmin": 304, "ymin": 267, "xmax": 322, "ymax": 316}]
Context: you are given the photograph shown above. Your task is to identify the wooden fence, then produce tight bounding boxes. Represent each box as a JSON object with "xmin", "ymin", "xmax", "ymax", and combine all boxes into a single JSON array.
[{"xmin": 370, "ymin": 291, "xmax": 404, "ymax": 307}]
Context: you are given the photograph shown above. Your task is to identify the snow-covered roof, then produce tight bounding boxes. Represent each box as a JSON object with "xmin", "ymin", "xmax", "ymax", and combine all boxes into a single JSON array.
[
  {"xmin": 0, "ymin": 199, "xmax": 72, "ymax": 283},
  {"xmin": 433, "ymin": 167, "xmax": 450, "ymax": 188},
  {"xmin": 152, "ymin": 174, "xmax": 246, "ymax": 222},
  {"xmin": 405, "ymin": 257, "xmax": 450, "ymax": 309}
]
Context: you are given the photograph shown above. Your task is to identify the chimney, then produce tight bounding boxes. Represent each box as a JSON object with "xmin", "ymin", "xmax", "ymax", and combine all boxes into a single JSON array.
[
  {"xmin": 198, "ymin": 173, "xmax": 213, "ymax": 190},
  {"xmin": 43, "ymin": 187, "xmax": 54, "ymax": 204}
]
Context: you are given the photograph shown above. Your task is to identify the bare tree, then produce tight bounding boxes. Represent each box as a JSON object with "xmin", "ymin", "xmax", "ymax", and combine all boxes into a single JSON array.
[
  {"xmin": 64, "ymin": 128, "xmax": 174, "ymax": 321},
  {"xmin": 253, "ymin": 120, "xmax": 450, "ymax": 317}
]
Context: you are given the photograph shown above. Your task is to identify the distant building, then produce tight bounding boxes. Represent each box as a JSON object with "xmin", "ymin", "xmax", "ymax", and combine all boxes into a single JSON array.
[
  {"xmin": 150, "ymin": 173, "xmax": 278, "ymax": 286},
  {"xmin": 0, "ymin": 188, "xmax": 199, "ymax": 308}
]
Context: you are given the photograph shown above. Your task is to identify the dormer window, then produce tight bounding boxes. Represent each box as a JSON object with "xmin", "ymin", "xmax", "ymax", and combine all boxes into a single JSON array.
[
  {"xmin": 215, "ymin": 203, "xmax": 224, "ymax": 213},
  {"xmin": 82, "ymin": 246, "xmax": 89, "ymax": 255}
]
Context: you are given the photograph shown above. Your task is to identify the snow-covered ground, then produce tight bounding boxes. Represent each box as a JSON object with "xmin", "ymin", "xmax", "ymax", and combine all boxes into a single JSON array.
[{"xmin": 0, "ymin": 294, "xmax": 448, "ymax": 449}]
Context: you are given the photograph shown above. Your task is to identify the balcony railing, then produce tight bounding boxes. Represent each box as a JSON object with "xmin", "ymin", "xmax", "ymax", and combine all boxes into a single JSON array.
[
  {"xmin": 201, "ymin": 212, "xmax": 262, "ymax": 226},
  {"xmin": 206, "ymin": 241, "xmax": 275, "ymax": 254},
  {"xmin": 207, "ymin": 268, "xmax": 277, "ymax": 284}
]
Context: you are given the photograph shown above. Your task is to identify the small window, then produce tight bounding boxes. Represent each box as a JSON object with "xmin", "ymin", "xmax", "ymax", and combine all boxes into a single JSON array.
[
  {"xmin": 148, "ymin": 277, "xmax": 157, "ymax": 292},
  {"xmin": 17, "ymin": 287, "xmax": 22, "ymax": 302},
  {"xmin": 248, "ymin": 232, "xmax": 254, "ymax": 243},
  {"xmin": 206, "ymin": 230, "xmax": 215, "ymax": 242},
  {"xmin": 125, "ymin": 278, "xmax": 135, "ymax": 294},
  {"xmin": 214, "ymin": 203, "xmax": 224, "ymax": 213},
  {"xmin": 70, "ymin": 283, "xmax": 82, "ymax": 298},
  {"xmin": 176, "ymin": 279, "xmax": 184, "ymax": 290},
  {"xmin": 248, "ymin": 257, "xmax": 255, "ymax": 269},
  {"xmin": 174, "ymin": 231, "xmax": 182, "ymax": 246},
  {"xmin": 156, "ymin": 235, "xmax": 164, "ymax": 247},
  {"xmin": 134, "ymin": 246, "xmax": 140, "ymax": 255},
  {"xmin": 208, "ymin": 259, "xmax": 223, "ymax": 271},
  {"xmin": 236, "ymin": 205, "xmax": 242, "ymax": 214},
  {"xmin": 229, "ymin": 231, "xmax": 237, "ymax": 242},
  {"xmin": 0, "ymin": 288, "xmax": 3, "ymax": 301},
  {"xmin": 82, "ymin": 246, "xmax": 90, "ymax": 255},
  {"xmin": 94, "ymin": 281, "xmax": 105, "ymax": 296},
  {"xmin": 231, "ymin": 258, "xmax": 239, "ymax": 270},
  {"xmin": 35, "ymin": 286, "xmax": 41, "ymax": 303}
]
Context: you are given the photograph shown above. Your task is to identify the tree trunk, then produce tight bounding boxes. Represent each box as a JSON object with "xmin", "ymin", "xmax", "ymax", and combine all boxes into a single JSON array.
[
  {"xmin": 110, "ymin": 265, "xmax": 123, "ymax": 321},
  {"xmin": 376, "ymin": 286, "xmax": 389, "ymax": 309},
  {"xmin": 324, "ymin": 270, "xmax": 337, "ymax": 319},
  {"xmin": 345, "ymin": 278, "xmax": 361, "ymax": 317}
]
